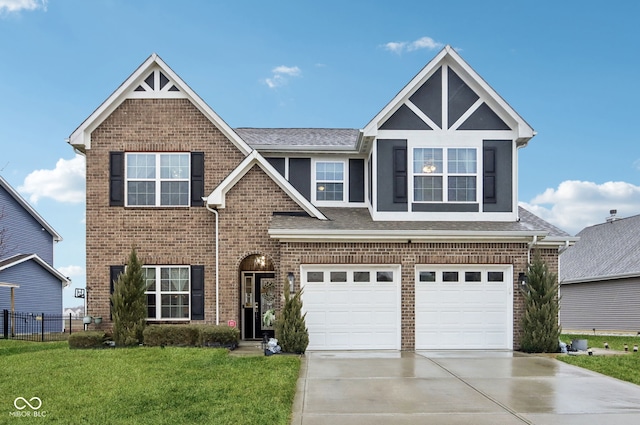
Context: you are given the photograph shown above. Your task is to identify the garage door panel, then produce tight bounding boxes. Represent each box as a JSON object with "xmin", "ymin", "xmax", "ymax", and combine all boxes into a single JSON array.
[
  {"xmin": 303, "ymin": 265, "xmax": 401, "ymax": 350},
  {"xmin": 327, "ymin": 311, "xmax": 350, "ymax": 325},
  {"xmin": 415, "ymin": 265, "xmax": 512, "ymax": 350}
]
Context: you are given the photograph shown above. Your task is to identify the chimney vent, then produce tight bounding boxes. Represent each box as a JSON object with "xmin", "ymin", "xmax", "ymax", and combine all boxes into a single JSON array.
[{"xmin": 606, "ymin": 209, "xmax": 618, "ymax": 223}]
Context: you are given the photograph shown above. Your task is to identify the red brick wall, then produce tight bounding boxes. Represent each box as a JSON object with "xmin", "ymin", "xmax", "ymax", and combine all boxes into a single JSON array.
[
  {"xmin": 85, "ymin": 98, "xmax": 245, "ymax": 325},
  {"xmin": 278, "ymin": 242, "xmax": 559, "ymax": 350}
]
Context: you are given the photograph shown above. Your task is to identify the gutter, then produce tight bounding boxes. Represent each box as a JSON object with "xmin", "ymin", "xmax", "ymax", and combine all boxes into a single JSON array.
[
  {"xmin": 269, "ymin": 228, "xmax": 548, "ymax": 243},
  {"xmin": 204, "ymin": 202, "xmax": 220, "ymax": 325}
]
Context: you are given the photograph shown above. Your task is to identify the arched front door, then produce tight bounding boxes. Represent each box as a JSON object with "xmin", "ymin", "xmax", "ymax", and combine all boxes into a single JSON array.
[{"xmin": 239, "ymin": 254, "xmax": 275, "ymax": 340}]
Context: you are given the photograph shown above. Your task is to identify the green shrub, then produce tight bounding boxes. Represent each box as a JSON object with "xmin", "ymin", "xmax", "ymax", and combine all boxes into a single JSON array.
[
  {"xmin": 275, "ymin": 280, "xmax": 309, "ymax": 354},
  {"xmin": 143, "ymin": 325, "xmax": 200, "ymax": 347},
  {"xmin": 111, "ymin": 247, "xmax": 147, "ymax": 346},
  {"xmin": 520, "ymin": 252, "xmax": 561, "ymax": 353},
  {"xmin": 200, "ymin": 325, "xmax": 240, "ymax": 348},
  {"xmin": 68, "ymin": 332, "xmax": 107, "ymax": 349}
]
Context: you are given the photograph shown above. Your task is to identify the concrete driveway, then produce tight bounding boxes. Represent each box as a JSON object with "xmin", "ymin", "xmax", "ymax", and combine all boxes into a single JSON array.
[{"xmin": 291, "ymin": 351, "xmax": 640, "ymax": 425}]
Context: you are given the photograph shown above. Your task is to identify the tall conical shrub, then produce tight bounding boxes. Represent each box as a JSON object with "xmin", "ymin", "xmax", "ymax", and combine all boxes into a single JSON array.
[
  {"xmin": 520, "ymin": 252, "xmax": 561, "ymax": 353},
  {"xmin": 111, "ymin": 246, "xmax": 147, "ymax": 346},
  {"xmin": 275, "ymin": 278, "xmax": 309, "ymax": 353}
]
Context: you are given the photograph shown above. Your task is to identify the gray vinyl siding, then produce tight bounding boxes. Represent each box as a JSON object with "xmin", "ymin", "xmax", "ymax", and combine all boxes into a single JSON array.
[
  {"xmin": 0, "ymin": 186, "xmax": 53, "ymax": 264},
  {"xmin": 0, "ymin": 260, "xmax": 64, "ymax": 331},
  {"xmin": 560, "ymin": 277, "xmax": 640, "ymax": 331}
]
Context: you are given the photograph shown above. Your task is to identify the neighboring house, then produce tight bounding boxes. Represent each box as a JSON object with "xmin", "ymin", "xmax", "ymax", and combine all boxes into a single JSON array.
[
  {"xmin": 560, "ymin": 211, "xmax": 640, "ymax": 332},
  {"xmin": 68, "ymin": 46, "xmax": 573, "ymax": 351},
  {"xmin": 0, "ymin": 176, "xmax": 70, "ymax": 332}
]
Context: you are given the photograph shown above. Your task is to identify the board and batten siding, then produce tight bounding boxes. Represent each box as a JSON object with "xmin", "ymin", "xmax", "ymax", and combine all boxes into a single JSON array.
[{"xmin": 560, "ymin": 277, "xmax": 640, "ymax": 332}]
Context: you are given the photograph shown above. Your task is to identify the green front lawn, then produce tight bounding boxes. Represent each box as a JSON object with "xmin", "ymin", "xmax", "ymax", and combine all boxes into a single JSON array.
[
  {"xmin": 558, "ymin": 334, "xmax": 640, "ymax": 386},
  {"xmin": 0, "ymin": 340, "xmax": 300, "ymax": 424}
]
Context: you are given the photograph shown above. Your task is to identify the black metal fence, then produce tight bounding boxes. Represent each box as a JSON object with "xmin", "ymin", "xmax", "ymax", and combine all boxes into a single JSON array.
[{"xmin": 2, "ymin": 310, "xmax": 85, "ymax": 342}]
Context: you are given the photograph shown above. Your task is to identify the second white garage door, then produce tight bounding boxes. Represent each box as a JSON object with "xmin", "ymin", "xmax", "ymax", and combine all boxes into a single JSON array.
[
  {"xmin": 415, "ymin": 265, "xmax": 513, "ymax": 350},
  {"xmin": 301, "ymin": 265, "xmax": 401, "ymax": 350}
]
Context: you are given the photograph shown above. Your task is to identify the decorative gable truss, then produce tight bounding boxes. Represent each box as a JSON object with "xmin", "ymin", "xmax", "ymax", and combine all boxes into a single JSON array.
[
  {"xmin": 363, "ymin": 45, "xmax": 534, "ymax": 143},
  {"xmin": 381, "ymin": 66, "xmax": 511, "ymax": 132},
  {"xmin": 131, "ymin": 66, "xmax": 185, "ymax": 97}
]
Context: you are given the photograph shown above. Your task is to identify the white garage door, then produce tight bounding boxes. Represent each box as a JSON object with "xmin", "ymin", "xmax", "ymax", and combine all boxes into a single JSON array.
[
  {"xmin": 415, "ymin": 265, "xmax": 513, "ymax": 350},
  {"xmin": 301, "ymin": 265, "xmax": 401, "ymax": 350}
]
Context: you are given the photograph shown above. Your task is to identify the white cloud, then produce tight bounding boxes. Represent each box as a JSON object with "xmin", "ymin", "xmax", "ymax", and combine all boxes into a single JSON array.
[
  {"xmin": 264, "ymin": 65, "xmax": 301, "ymax": 88},
  {"xmin": 383, "ymin": 42, "xmax": 407, "ymax": 54},
  {"xmin": 58, "ymin": 265, "xmax": 84, "ymax": 278},
  {"xmin": 0, "ymin": 0, "xmax": 47, "ymax": 13},
  {"xmin": 521, "ymin": 180, "xmax": 640, "ymax": 235},
  {"xmin": 19, "ymin": 154, "xmax": 85, "ymax": 204},
  {"xmin": 383, "ymin": 36, "xmax": 444, "ymax": 54},
  {"xmin": 408, "ymin": 36, "xmax": 443, "ymax": 52}
]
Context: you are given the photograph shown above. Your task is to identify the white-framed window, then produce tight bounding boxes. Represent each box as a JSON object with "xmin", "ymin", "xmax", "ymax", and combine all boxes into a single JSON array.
[
  {"xmin": 126, "ymin": 153, "xmax": 190, "ymax": 206},
  {"xmin": 413, "ymin": 147, "xmax": 477, "ymax": 202},
  {"xmin": 315, "ymin": 161, "xmax": 345, "ymax": 202},
  {"xmin": 144, "ymin": 266, "xmax": 190, "ymax": 320}
]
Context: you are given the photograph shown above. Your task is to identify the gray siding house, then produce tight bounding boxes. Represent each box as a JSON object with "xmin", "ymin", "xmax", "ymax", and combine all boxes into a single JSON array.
[
  {"xmin": 0, "ymin": 176, "xmax": 70, "ymax": 331},
  {"xmin": 559, "ymin": 212, "xmax": 640, "ymax": 332}
]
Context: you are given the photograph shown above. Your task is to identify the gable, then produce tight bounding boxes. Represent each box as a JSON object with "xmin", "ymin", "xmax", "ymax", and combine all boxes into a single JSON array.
[
  {"xmin": 363, "ymin": 46, "xmax": 534, "ymax": 145},
  {"xmin": 69, "ymin": 54, "xmax": 252, "ymax": 156},
  {"xmin": 206, "ymin": 151, "xmax": 326, "ymax": 219},
  {"xmin": 378, "ymin": 64, "xmax": 511, "ymax": 133},
  {"xmin": 0, "ymin": 178, "xmax": 60, "ymax": 264}
]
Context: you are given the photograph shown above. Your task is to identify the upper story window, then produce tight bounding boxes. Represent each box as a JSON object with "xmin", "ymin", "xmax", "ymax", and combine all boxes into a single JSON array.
[
  {"xmin": 126, "ymin": 153, "xmax": 190, "ymax": 206},
  {"xmin": 144, "ymin": 266, "xmax": 190, "ymax": 320},
  {"xmin": 315, "ymin": 161, "xmax": 344, "ymax": 202},
  {"xmin": 413, "ymin": 148, "xmax": 477, "ymax": 203}
]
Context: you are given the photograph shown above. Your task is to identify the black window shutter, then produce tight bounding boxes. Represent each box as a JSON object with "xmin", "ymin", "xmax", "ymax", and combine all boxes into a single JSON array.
[
  {"xmin": 483, "ymin": 147, "xmax": 497, "ymax": 204},
  {"xmin": 191, "ymin": 265, "xmax": 205, "ymax": 320},
  {"xmin": 191, "ymin": 152, "xmax": 205, "ymax": 207},
  {"xmin": 393, "ymin": 147, "xmax": 407, "ymax": 203},
  {"xmin": 348, "ymin": 159, "xmax": 365, "ymax": 203},
  {"xmin": 109, "ymin": 152, "xmax": 125, "ymax": 206},
  {"xmin": 109, "ymin": 265, "xmax": 125, "ymax": 320}
]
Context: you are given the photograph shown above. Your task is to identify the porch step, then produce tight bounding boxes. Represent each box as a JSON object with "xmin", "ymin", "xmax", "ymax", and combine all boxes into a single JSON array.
[{"xmin": 229, "ymin": 340, "xmax": 264, "ymax": 357}]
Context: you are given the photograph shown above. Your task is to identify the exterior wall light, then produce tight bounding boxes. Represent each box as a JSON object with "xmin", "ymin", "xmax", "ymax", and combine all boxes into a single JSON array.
[
  {"xmin": 518, "ymin": 272, "xmax": 528, "ymax": 287},
  {"xmin": 287, "ymin": 272, "xmax": 295, "ymax": 293}
]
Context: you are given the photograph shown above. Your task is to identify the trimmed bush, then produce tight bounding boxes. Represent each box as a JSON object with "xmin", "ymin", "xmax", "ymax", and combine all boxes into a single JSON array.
[
  {"xmin": 200, "ymin": 325, "xmax": 240, "ymax": 348},
  {"xmin": 69, "ymin": 331, "xmax": 107, "ymax": 349},
  {"xmin": 143, "ymin": 325, "xmax": 200, "ymax": 347},
  {"xmin": 143, "ymin": 324, "xmax": 240, "ymax": 348}
]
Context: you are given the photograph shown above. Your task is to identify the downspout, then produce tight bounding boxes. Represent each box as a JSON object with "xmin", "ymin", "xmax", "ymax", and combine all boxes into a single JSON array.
[
  {"xmin": 527, "ymin": 235, "xmax": 538, "ymax": 264},
  {"xmin": 205, "ymin": 203, "xmax": 220, "ymax": 325}
]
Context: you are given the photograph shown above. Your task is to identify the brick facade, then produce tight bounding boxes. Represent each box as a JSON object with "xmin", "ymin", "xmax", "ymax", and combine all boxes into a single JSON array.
[
  {"xmin": 278, "ymin": 242, "xmax": 559, "ymax": 350},
  {"xmin": 84, "ymin": 97, "xmax": 561, "ymax": 352}
]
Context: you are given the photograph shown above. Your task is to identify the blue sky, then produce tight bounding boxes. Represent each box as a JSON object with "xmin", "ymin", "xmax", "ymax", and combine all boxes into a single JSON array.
[{"xmin": 1, "ymin": 0, "xmax": 639, "ymax": 308}]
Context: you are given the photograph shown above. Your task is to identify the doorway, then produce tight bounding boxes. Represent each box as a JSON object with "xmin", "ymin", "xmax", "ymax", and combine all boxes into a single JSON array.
[{"xmin": 241, "ymin": 271, "xmax": 276, "ymax": 340}]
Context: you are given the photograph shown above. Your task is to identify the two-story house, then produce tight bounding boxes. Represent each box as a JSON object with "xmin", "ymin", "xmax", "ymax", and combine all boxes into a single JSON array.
[
  {"xmin": 69, "ymin": 46, "xmax": 571, "ymax": 351},
  {"xmin": 0, "ymin": 176, "xmax": 70, "ymax": 331}
]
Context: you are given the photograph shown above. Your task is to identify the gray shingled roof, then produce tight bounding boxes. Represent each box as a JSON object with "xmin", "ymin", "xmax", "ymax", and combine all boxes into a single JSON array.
[
  {"xmin": 560, "ymin": 214, "xmax": 640, "ymax": 282},
  {"xmin": 234, "ymin": 128, "xmax": 359, "ymax": 148},
  {"xmin": 270, "ymin": 206, "xmax": 570, "ymax": 236}
]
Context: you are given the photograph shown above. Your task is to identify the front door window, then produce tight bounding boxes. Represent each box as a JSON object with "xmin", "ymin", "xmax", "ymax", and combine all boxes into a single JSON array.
[{"xmin": 241, "ymin": 272, "xmax": 275, "ymax": 339}]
